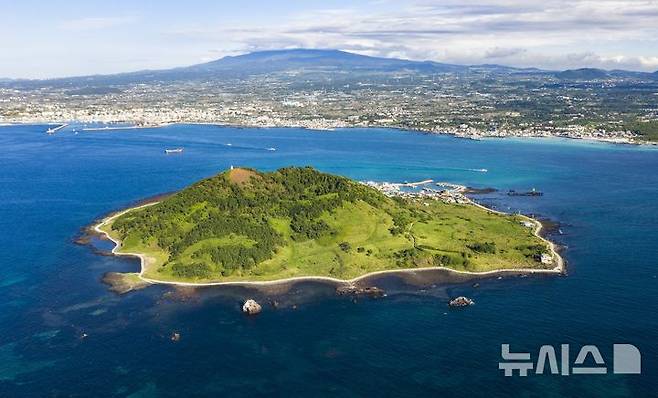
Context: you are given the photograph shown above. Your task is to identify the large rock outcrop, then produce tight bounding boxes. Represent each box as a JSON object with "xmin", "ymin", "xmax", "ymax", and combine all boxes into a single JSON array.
[{"xmin": 242, "ymin": 299, "xmax": 262, "ymax": 315}]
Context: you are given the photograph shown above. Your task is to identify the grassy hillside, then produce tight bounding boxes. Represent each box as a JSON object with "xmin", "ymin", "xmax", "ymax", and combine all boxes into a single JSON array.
[{"xmin": 101, "ymin": 167, "xmax": 552, "ymax": 282}]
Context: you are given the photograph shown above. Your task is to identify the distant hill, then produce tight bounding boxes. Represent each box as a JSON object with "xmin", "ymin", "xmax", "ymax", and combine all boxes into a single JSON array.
[
  {"xmin": 556, "ymin": 68, "xmax": 610, "ymax": 80},
  {"xmin": 100, "ymin": 167, "xmax": 551, "ymax": 283}
]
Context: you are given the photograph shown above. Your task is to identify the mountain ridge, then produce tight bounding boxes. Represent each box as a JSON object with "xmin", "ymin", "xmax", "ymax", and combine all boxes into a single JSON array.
[{"xmin": 5, "ymin": 49, "xmax": 657, "ymax": 86}]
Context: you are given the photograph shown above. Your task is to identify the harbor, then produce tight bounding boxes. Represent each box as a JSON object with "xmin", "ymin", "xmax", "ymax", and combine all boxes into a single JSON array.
[{"xmin": 362, "ymin": 179, "xmax": 470, "ymax": 204}]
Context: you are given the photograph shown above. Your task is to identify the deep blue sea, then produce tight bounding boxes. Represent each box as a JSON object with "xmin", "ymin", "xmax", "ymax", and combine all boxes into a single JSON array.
[{"xmin": 0, "ymin": 124, "xmax": 656, "ymax": 397}]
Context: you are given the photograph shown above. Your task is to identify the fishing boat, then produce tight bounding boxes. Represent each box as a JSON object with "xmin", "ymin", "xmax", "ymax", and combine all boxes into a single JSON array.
[
  {"xmin": 164, "ymin": 148, "xmax": 184, "ymax": 154},
  {"xmin": 266, "ymin": 147, "xmax": 276, "ymax": 151}
]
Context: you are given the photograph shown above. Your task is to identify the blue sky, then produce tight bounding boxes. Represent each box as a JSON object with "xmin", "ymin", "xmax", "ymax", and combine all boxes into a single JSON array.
[{"xmin": 2, "ymin": 0, "xmax": 658, "ymax": 78}]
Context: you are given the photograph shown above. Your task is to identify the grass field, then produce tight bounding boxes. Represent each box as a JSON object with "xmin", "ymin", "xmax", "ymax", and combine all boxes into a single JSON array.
[{"xmin": 98, "ymin": 168, "xmax": 553, "ymax": 283}]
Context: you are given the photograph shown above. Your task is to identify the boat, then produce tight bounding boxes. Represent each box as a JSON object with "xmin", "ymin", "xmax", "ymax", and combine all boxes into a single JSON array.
[
  {"xmin": 165, "ymin": 148, "xmax": 184, "ymax": 154},
  {"xmin": 266, "ymin": 147, "xmax": 276, "ymax": 151},
  {"xmin": 45, "ymin": 123, "xmax": 68, "ymax": 134}
]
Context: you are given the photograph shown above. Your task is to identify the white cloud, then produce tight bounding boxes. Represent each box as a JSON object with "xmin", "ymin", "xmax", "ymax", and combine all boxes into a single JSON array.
[
  {"xmin": 168, "ymin": 0, "xmax": 658, "ymax": 71},
  {"xmin": 8, "ymin": 1, "xmax": 656, "ymax": 77}
]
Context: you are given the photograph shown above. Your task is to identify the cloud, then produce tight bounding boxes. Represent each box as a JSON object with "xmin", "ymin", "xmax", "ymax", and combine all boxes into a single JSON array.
[
  {"xmin": 58, "ymin": 16, "xmax": 137, "ymax": 32},
  {"xmin": 484, "ymin": 47, "xmax": 527, "ymax": 59},
  {"xmin": 166, "ymin": 0, "xmax": 658, "ymax": 71},
  {"xmin": 562, "ymin": 52, "xmax": 658, "ymax": 71}
]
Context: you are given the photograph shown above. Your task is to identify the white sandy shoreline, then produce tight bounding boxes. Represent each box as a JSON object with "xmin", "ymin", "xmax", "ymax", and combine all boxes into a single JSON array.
[{"xmin": 92, "ymin": 194, "xmax": 565, "ymax": 289}]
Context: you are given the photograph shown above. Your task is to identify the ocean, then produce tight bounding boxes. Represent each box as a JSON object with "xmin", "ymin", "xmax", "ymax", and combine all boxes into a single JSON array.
[{"xmin": 0, "ymin": 124, "xmax": 656, "ymax": 397}]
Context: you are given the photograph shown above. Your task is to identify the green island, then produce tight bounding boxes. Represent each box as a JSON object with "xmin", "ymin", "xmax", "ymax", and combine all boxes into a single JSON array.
[{"xmin": 95, "ymin": 167, "xmax": 560, "ymax": 286}]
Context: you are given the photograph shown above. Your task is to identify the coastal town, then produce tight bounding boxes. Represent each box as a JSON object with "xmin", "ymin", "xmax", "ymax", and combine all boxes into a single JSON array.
[{"xmin": 1, "ymin": 58, "xmax": 655, "ymax": 144}]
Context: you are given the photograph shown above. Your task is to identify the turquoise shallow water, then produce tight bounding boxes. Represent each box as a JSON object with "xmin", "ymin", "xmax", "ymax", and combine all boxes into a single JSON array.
[{"xmin": 0, "ymin": 124, "xmax": 656, "ymax": 397}]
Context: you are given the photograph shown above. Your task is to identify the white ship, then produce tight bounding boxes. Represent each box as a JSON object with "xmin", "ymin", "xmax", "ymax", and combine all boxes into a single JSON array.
[
  {"xmin": 164, "ymin": 148, "xmax": 184, "ymax": 154},
  {"xmin": 46, "ymin": 123, "xmax": 68, "ymax": 134}
]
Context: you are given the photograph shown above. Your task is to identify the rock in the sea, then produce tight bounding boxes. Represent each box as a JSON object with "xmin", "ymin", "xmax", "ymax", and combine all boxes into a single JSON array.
[
  {"xmin": 336, "ymin": 284, "xmax": 385, "ymax": 298},
  {"xmin": 449, "ymin": 296, "xmax": 474, "ymax": 307},
  {"xmin": 102, "ymin": 272, "xmax": 150, "ymax": 294},
  {"xmin": 242, "ymin": 299, "xmax": 262, "ymax": 315},
  {"xmin": 362, "ymin": 287, "xmax": 385, "ymax": 298}
]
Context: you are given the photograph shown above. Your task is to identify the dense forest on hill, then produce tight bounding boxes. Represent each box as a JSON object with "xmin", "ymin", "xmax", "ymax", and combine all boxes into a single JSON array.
[{"xmin": 105, "ymin": 167, "xmax": 551, "ymax": 282}]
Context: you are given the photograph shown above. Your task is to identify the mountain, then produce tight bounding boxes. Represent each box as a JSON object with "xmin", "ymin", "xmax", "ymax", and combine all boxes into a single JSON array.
[
  {"xmin": 184, "ymin": 48, "xmax": 465, "ymax": 75},
  {"xmin": 2, "ymin": 49, "xmax": 470, "ymax": 90},
  {"xmin": 4, "ymin": 49, "xmax": 657, "ymax": 89},
  {"xmin": 7, "ymin": 49, "xmax": 467, "ymax": 89}
]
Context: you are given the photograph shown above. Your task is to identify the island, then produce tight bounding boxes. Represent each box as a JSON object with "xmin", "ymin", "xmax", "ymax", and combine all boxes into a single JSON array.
[{"xmin": 94, "ymin": 167, "xmax": 562, "ymax": 290}]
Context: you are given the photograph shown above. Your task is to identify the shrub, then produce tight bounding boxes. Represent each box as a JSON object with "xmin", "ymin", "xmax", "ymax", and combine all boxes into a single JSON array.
[
  {"xmin": 467, "ymin": 241, "xmax": 497, "ymax": 254},
  {"xmin": 339, "ymin": 242, "xmax": 351, "ymax": 252}
]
